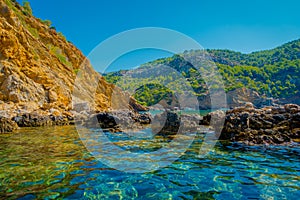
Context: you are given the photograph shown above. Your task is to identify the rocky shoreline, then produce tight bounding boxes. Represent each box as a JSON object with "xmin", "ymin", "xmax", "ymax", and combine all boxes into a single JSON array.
[
  {"xmin": 1, "ymin": 101, "xmax": 300, "ymax": 146},
  {"xmin": 0, "ymin": 109, "xmax": 73, "ymax": 133},
  {"xmin": 201, "ymin": 103, "xmax": 300, "ymax": 145},
  {"xmin": 0, "ymin": 102, "xmax": 151, "ymax": 133},
  {"xmin": 82, "ymin": 110, "xmax": 152, "ymax": 132}
]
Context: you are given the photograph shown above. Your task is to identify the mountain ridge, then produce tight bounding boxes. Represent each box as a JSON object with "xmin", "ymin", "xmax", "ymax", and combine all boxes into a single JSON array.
[
  {"xmin": 104, "ymin": 38, "xmax": 300, "ymax": 108},
  {"xmin": 207, "ymin": 38, "xmax": 300, "ymax": 67}
]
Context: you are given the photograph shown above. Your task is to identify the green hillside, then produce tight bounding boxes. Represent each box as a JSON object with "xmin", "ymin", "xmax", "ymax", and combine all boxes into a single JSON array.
[
  {"xmin": 104, "ymin": 39, "xmax": 300, "ymax": 107},
  {"xmin": 208, "ymin": 39, "xmax": 300, "ymax": 67}
]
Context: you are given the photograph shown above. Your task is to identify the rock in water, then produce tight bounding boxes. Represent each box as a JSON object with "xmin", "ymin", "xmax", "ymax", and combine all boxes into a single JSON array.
[
  {"xmin": 152, "ymin": 111, "xmax": 181, "ymax": 135},
  {"xmin": 152, "ymin": 111, "xmax": 202, "ymax": 135},
  {"xmin": 201, "ymin": 104, "xmax": 300, "ymax": 145},
  {"xmin": 0, "ymin": 116, "xmax": 18, "ymax": 133},
  {"xmin": 83, "ymin": 110, "xmax": 152, "ymax": 132}
]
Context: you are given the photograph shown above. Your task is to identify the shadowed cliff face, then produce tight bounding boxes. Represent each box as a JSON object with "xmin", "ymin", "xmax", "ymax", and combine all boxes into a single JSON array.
[{"xmin": 0, "ymin": 0, "xmax": 144, "ymax": 113}]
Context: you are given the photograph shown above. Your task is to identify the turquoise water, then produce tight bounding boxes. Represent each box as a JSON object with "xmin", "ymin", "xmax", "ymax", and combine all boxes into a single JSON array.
[
  {"xmin": 141, "ymin": 109, "xmax": 213, "ymax": 116},
  {"xmin": 0, "ymin": 126, "xmax": 299, "ymax": 199}
]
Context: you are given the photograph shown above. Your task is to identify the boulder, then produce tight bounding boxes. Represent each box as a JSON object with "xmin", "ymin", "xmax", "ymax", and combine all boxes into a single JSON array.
[
  {"xmin": 137, "ymin": 113, "xmax": 152, "ymax": 124},
  {"xmin": 152, "ymin": 111, "xmax": 181, "ymax": 135},
  {"xmin": 152, "ymin": 111, "xmax": 202, "ymax": 135},
  {"xmin": 0, "ymin": 116, "xmax": 18, "ymax": 133}
]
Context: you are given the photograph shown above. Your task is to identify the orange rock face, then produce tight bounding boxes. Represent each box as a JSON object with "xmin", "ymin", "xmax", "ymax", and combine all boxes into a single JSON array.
[{"xmin": 0, "ymin": 0, "xmax": 146, "ymax": 114}]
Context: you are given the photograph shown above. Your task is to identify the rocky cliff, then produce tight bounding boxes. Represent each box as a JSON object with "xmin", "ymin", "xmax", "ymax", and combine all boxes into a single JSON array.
[{"xmin": 0, "ymin": 0, "xmax": 145, "ymax": 132}]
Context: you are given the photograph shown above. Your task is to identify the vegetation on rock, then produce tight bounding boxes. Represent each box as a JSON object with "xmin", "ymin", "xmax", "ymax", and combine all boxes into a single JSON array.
[{"xmin": 0, "ymin": 0, "xmax": 146, "ymax": 132}]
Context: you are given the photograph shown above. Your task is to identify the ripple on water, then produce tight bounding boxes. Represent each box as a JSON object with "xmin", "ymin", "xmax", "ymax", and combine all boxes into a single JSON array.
[{"xmin": 0, "ymin": 126, "xmax": 299, "ymax": 199}]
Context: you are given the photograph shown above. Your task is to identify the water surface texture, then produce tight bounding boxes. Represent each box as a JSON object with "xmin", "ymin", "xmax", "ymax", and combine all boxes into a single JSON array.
[{"xmin": 0, "ymin": 126, "xmax": 299, "ymax": 199}]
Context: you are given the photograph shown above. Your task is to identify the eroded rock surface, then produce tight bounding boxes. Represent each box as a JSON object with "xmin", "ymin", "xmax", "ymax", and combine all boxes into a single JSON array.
[
  {"xmin": 201, "ymin": 104, "xmax": 300, "ymax": 145},
  {"xmin": 83, "ymin": 110, "xmax": 152, "ymax": 132},
  {"xmin": 0, "ymin": 0, "xmax": 146, "ymax": 133},
  {"xmin": 0, "ymin": 116, "xmax": 18, "ymax": 133}
]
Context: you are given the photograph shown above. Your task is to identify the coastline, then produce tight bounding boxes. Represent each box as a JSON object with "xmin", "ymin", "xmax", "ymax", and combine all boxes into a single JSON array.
[{"xmin": 1, "ymin": 102, "xmax": 299, "ymax": 147}]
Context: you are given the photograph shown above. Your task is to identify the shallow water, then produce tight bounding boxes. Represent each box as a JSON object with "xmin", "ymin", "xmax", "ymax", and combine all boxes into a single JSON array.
[{"xmin": 0, "ymin": 126, "xmax": 299, "ymax": 199}]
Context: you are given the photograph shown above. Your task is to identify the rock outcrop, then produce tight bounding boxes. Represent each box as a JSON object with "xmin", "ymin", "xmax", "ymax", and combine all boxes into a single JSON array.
[
  {"xmin": 152, "ymin": 111, "xmax": 181, "ymax": 135},
  {"xmin": 0, "ymin": 0, "xmax": 146, "ymax": 133},
  {"xmin": 0, "ymin": 116, "xmax": 18, "ymax": 133},
  {"xmin": 151, "ymin": 111, "xmax": 202, "ymax": 135},
  {"xmin": 201, "ymin": 104, "xmax": 300, "ymax": 145},
  {"xmin": 83, "ymin": 110, "xmax": 152, "ymax": 132}
]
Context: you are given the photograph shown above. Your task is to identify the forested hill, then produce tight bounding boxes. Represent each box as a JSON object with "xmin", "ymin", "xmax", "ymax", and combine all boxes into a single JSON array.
[
  {"xmin": 104, "ymin": 39, "xmax": 300, "ymax": 108},
  {"xmin": 207, "ymin": 39, "xmax": 300, "ymax": 67}
]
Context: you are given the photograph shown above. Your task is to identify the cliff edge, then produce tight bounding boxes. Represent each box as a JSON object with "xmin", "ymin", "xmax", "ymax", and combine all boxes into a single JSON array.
[{"xmin": 0, "ymin": 0, "xmax": 146, "ymax": 132}]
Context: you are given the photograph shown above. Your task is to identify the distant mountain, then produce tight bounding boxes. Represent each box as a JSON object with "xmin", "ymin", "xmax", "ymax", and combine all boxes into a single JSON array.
[
  {"xmin": 207, "ymin": 39, "xmax": 300, "ymax": 67},
  {"xmin": 104, "ymin": 39, "xmax": 300, "ymax": 109}
]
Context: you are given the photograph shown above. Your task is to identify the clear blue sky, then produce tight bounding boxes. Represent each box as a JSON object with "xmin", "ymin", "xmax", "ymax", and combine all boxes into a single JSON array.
[{"xmin": 18, "ymin": 0, "xmax": 300, "ymax": 71}]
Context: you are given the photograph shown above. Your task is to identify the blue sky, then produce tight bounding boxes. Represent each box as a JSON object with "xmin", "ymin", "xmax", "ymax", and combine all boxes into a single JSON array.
[{"xmin": 18, "ymin": 0, "xmax": 300, "ymax": 71}]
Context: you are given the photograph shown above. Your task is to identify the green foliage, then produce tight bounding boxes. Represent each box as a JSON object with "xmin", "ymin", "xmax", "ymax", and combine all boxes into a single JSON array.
[
  {"xmin": 4, "ymin": 0, "xmax": 26, "ymax": 21},
  {"xmin": 58, "ymin": 32, "xmax": 67, "ymax": 41},
  {"xmin": 27, "ymin": 26, "xmax": 39, "ymax": 38},
  {"xmin": 32, "ymin": 49, "xmax": 39, "ymax": 60},
  {"xmin": 48, "ymin": 44, "xmax": 72, "ymax": 66},
  {"xmin": 212, "ymin": 41, "xmax": 300, "ymax": 98},
  {"xmin": 73, "ymin": 69, "xmax": 80, "ymax": 75},
  {"xmin": 42, "ymin": 19, "xmax": 52, "ymax": 27},
  {"xmin": 4, "ymin": 0, "xmax": 40, "ymax": 39},
  {"xmin": 207, "ymin": 39, "xmax": 300, "ymax": 67},
  {"xmin": 103, "ymin": 70, "xmax": 127, "ymax": 84},
  {"xmin": 216, "ymin": 63, "xmax": 300, "ymax": 97},
  {"xmin": 22, "ymin": 1, "xmax": 32, "ymax": 16},
  {"xmin": 104, "ymin": 39, "xmax": 300, "ymax": 105},
  {"xmin": 4, "ymin": 0, "xmax": 18, "ymax": 12},
  {"xmin": 134, "ymin": 83, "xmax": 173, "ymax": 106}
]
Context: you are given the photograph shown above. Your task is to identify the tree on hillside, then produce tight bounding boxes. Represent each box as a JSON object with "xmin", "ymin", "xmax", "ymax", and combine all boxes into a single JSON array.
[{"xmin": 22, "ymin": 1, "xmax": 32, "ymax": 15}]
